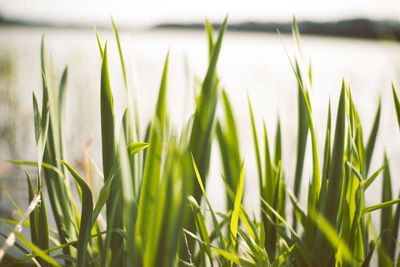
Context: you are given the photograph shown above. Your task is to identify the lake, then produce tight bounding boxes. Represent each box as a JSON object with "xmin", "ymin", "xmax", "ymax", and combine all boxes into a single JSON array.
[{"xmin": 0, "ymin": 25, "xmax": 399, "ymax": 227}]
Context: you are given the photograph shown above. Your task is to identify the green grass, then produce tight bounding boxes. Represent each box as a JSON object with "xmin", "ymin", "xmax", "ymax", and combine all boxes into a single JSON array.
[{"xmin": 1, "ymin": 17, "xmax": 400, "ymax": 267}]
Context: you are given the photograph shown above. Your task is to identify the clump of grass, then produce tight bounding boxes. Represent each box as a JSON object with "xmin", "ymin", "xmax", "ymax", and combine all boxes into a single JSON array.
[{"xmin": 1, "ymin": 17, "xmax": 400, "ymax": 267}]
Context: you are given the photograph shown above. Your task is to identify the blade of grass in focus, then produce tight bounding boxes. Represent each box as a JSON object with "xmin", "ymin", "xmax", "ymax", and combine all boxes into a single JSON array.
[
  {"xmin": 216, "ymin": 90, "xmax": 241, "ymax": 211},
  {"xmin": 185, "ymin": 16, "xmax": 227, "ymax": 259},
  {"xmin": 60, "ymin": 160, "xmax": 93, "ymax": 267},
  {"xmin": 99, "ymin": 43, "xmax": 124, "ymax": 266},
  {"xmin": 136, "ymin": 51, "xmax": 169, "ymax": 262},
  {"xmin": 314, "ymin": 82, "xmax": 346, "ymax": 265}
]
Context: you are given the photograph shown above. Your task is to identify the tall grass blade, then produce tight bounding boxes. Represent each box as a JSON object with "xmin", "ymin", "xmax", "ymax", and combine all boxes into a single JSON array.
[
  {"xmin": 60, "ymin": 160, "xmax": 93, "ymax": 267},
  {"xmin": 379, "ymin": 154, "xmax": 394, "ymax": 266},
  {"xmin": 100, "ymin": 43, "xmax": 122, "ymax": 265},
  {"xmin": 187, "ymin": 196, "xmax": 213, "ymax": 265},
  {"xmin": 136, "ymin": 51, "xmax": 169, "ymax": 254},
  {"xmin": 26, "ymin": 173, "xmax": 49, "ymax": 267},
  {"xmin": 315, "ymin": 82, "xmax": 346, "ymax": 265},
  {"xmin": 217, "ymin": 90, "xmax": 241, "ymax": 210},
  {"xmin": 293, "ymin": 60, "xmax": 309, "ymax": 230},
  {"xmin": 364, "ymin": 100, "xmax": 381, "ymax": 175},
  {"xmin": 230, "ymin": 164, "xmax": 245, "ymax": 251},
  {"xmin": 186, "ymin": 16, "xmax": 227, "ymax": 256},
  {"xmin": 31, "ymin": 91, "xmax": 50, "ymax": 266},
  {"xmin": 248, "ymin": 96, "xmax": 263, "ymax": 193},
  {"xmin": 40, "ymin": 37, "xmax": 78, "ymax": 264},
  {"xmin": 189, "ymin": 16, "xmax": 227, "ymax": 200},
  {"xmin": 144, "ymin": 146, "xmax": 192, "ymax": 267}
]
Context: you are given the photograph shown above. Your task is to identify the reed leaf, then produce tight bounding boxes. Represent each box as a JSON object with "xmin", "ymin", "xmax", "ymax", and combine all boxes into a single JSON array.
[
  {"xmin": 60, "ymin": 160, "xmax": 93, "ymax": 267},
  {"xmin": 136, "ymin": 51, "xmax": 169, "ymax": 253}
]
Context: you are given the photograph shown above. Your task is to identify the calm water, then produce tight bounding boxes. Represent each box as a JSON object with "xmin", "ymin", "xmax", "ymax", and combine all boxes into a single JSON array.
[{"xmin": 0, "ymin": 25, "xmax": 400, "ymax": 227}]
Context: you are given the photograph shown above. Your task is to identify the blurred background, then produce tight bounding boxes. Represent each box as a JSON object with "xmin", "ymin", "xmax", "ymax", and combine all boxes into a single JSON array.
[{"xmin": 1, "ymin": 0, "xmax": 400, "ymax": 227}]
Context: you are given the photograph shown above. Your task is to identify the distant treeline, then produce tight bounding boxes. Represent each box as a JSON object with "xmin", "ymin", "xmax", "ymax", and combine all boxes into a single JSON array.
[
  {"xmin": 1, "ymin": 13, "xmax": 400, "ymax": 40},
  {"xmin": 155, "ymin": 19, "xmax": 400, "ymax": 40}
]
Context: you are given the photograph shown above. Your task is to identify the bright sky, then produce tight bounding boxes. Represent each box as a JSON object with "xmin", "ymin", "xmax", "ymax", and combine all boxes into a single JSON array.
[{"xmin": 1, "ymin": 0, "xmax": 400, "ymax": 28}]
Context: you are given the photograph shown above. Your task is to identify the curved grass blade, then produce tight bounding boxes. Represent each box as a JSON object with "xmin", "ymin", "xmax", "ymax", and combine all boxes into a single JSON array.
[
  {"xmin": 13, "ymin": 232, "xmax": 61, "ymax": 267},
  {"xmin": 4, "ymin": 232, "xmax": 108, "ymax": 265},
  {"xmin": 4, "ymin": 160, "xmax": 64, "ymax": 178},
  {"xmin": 60, "ymin": 160, "xmax": 93, "ymax": 267},
  {"xmin": 192, "ymin": 156, "xmax": 226, "ymax": 250},
  {"xmin": 91, "ymin": 174, "xmax": 114, "ymax": 228},
  {"xmin": 128, "ymin": 142, "xmax": 149, "ymax": 156},
  {"xmin": 230, "ymin": 163, "xmax": 245, "ymax": 251},
  {"xmin": 187, "ymin": 196, "xmax": 213, "ymax": 265}
]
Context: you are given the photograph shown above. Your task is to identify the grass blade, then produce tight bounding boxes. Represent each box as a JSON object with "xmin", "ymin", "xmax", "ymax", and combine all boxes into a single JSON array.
[
  {"xmin": 191, "ymin": 156, "xmax": 226, "ymax": 250},
  {"xmin": 293, "ymin": 60, "xmax": 309, "ymax": 216},
  {"xmin": 136, "ymin": 51, "xmax": 169, "ymax": 253},
  {"xmin": 93, "ymin": 26, "xmax": 104, "ymax": 57},
  {"xmin": 13, "ymin": 232, "xmax": 61, "ymax": 267},
  {"xmin": 248, "ymin": 96, "xmax": 263, "ymax": 195},
  {"xmin": 363, "ymin": 199, "xmax": 400, "ymax": 214},
  {"xmin": 379, "ymin": 154, "xmax": 394, "ymax": 266},
  {"xmin": 189, "ymin": 16, "xmax": 227, "ymax": 187},
  {"xmin": 111, "ymin": 17, "xmax": 127, "ymax": 88},
  {"xmin": 100, "ymin": 43, "xmax": 123, "ymax": 265},
  {"xmin": 128, "ymin": 142, "xmax": 149, "ymax": 156},
  {"xmin": 392, "ymin": 83, "xmax": 400, "ymax": 130},
  {"xmin": 314, "ymin": 82, "xmax": 346, "ymax": 265},
  {"xmin": 230, "ymin": 163, "xmax": 245, "ymax": 251},
  {"xmin": 60, "ymin": 160, "xmax": 93, "ymax": 267},
  {"xmin": 364, "ymin": 100, "xmax": 381, "ymax": 175}
]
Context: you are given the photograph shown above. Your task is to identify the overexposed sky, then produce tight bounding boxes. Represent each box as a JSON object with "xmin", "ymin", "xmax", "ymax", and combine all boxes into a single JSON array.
[{"xmin": 1, "ymin": 0, "xmax": 400, "ymax": 28}]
